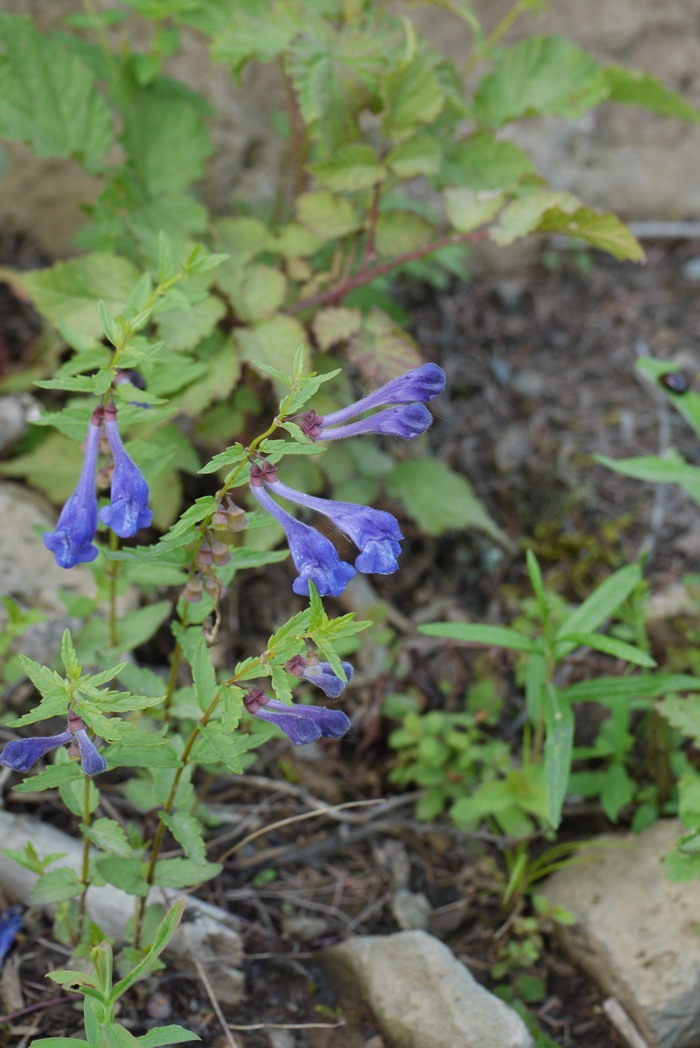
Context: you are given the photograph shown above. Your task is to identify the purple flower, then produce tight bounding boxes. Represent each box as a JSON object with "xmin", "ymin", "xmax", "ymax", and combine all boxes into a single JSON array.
[
  {"xmin": 72, "ymin": 729, "xmax": 108, "ymax": 776},
  {"xmin": 320, "ymin": 403, "xmax": 433, "ymax": 441},
  {"xmin": 266, "ymin": 478, "xmax": 403, "ymax": 575},
  {"xmin": 0, "ymin": 731, "xmax": 72, "ymax": 772},
  {"xmin": 321, "ymin": 363, "xmax": 446, "ymax": 427},
  {"xmin": 250, "ymin": 479, "xmax": 356, "ymax": 597},
  {"xmin": 0, "ymin": 905, "xmax": 22, "ymax": 972},
  {"xmin": 43, "ymin": 411, "xmax": 103, "ymax": 569},
  {"xmin": 99, "ymin": 404, "xmax": 152, "ymax": 538},
  {"xmin": 244, "ymin": 689, "xmax": 350, "ymax": 746},
  {"xmin": 302, "ymin": 660, "xmax": 354, "ymax": 698}
]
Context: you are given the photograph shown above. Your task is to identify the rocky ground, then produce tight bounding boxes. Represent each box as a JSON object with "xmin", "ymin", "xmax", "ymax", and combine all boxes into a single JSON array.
[{"xmin": 3, "ymin": 238, "xmax": 700, "ymax": 1047}]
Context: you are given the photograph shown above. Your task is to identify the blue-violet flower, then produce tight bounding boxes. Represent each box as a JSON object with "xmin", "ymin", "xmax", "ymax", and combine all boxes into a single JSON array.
[
  {"xmin": 266, "ymin": 477, "xmax": 403, "ymax": 575},
  {"xmin": 250, "ymin": 470, "xmax": 356, "ymax": 597},
  {"xmin": 43, "ymin": 409, "xmax": 103, "ymax": 569},
  {"xmin": 301, "ymin": 659, "xmax": 354, "ymax": 698},
  {"xmin": 0, "ymin": 711, "xmax": 107, "ymax": 776},
  {"xmin": 244, "ymin": 688, "xmax": 350, "ymax": 746},
  {"xmin": 99, "ymin": 402, "xmax": 152, "ymax": 538}
]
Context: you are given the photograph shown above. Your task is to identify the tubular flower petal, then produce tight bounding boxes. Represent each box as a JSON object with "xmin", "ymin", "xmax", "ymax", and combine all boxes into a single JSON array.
[
  {"xmin": 43, "ymin": 411, "xmax": 102, "ymax": 569},
  {"xmin": 320, "ymin": 403, "xmax": 433, "ymax": 441},
  {"xmin": 0, "ymin": 732, "xmax": 72, "ymax": 772},
  {"xmin": 266, "ymin": 478, "xmax": 403, "ymax": 576},
  {"xmin": 302, "ymin": 660, "xmax": 354, "ymax": 698},
  {"xmin": 73, "ymin": 729, "xmax": 108, "ymax": 776},
  {"xmin": 99, "ymin": 405, "xmax": 152, "ymax": 538},
  {"xmin": 244, "ymin": 689, "xmax": 350, "ymax": 746},
  {"xmin": 250, "ymin": 481, "xmax": 356, "ymax": 597},
  {"xmin": 320, "ymin": 363, "xmax": 446, "ymax": 427}
]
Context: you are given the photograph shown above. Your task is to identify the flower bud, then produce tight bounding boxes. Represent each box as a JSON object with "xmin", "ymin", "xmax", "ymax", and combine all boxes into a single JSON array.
[{"xmin": 182, "ymin": 577, "xmax": 203, "ymax": 603}]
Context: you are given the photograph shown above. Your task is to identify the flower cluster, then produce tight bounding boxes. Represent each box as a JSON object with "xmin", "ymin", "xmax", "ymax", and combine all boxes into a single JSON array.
[
  {"xmin": 43, "ymin": 402, "xmax": 152, "ymax": 569},
  {"xmin": 243, "ymin": 654, "xmax": 353, "ymax": 746},
  {"xmin": 0, "ymin": 710, "xmax": 107, "ymax": 776},
  {"xmin": 251, "ymin": 363, "xmax": 445, "ymax": 596}
]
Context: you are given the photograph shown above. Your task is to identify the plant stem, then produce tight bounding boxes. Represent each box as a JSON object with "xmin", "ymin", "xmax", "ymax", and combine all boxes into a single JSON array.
[
  {"xmin": 76, "ymin": 774, "xmax": 93, "ymax": 945},
  {"xmin": 133, "ymin": 658, "xmax": 262, "ymax": 947},
  {"xmin": 288, "ymin": 230, "xmax": 488, "ymax": 314},
  {"xmin": 108, "ymin": 530, "xmax": 120, "ymax": 648},
  {"xmin": 463, "ymin": 0, "xmax": 533, "ymax": 76}
]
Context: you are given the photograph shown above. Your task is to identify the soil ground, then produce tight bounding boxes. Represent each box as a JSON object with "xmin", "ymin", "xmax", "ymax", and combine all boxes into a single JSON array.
[{"xmin": 3, "ymin": 238, "xmax": 700, "ymax": 1047}]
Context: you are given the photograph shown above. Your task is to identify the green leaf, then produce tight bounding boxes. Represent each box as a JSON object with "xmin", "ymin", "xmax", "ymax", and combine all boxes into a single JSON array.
[
  {"xmin": 237, "ymin": 315, "xmax": 308, "ymax": 381},
  {"xmin": 600, "ymin": 761, "xmax": 635, "ymax": 821},
  {"xmin": 382, "ymin": 55, "xmax": 444, "ymax": 137},
  {"xmin": 636, "ymin": 357, "xmax": 700, "ymax": 438},
  {"xmin": 215, "ymin": 216, "xmax": 275, "ymax": 265},
  {"xmin": 19, "ymin": 254, "xmax": 141, "ymax": 337},
  {"xmin": 0, "ymin": 15, "xmax": 113, "ymax": 169},
  {"xmin": 151, "ymin": 857, "xmax": 221, "ymax": 889},
  {"xmin": 160, "ymin": 811, "xmax": 207, "ymax": 865},
  {"xmin": 0, "ymin": 430, "xmax": 84, "ymax": 503},
  {"xmin": 138, "ymin": 1026, "xmax": 201, "ymax": 1047},
  {"xmin": 227, "ymin": 264, "xmax": 287, "ymax": 323},
  {"xmin": 109, "ymin": 899, "xmax": 185, "ymax": 1003},
  {"xmin": 312, "ymin": 306, "xmax": 363, "ymax": 350},
  {"xmin": 658, "ymin": 694, "xmax": 700, "ymax": 744},
  {"xmin": 103, "ymin": 1026, "xmax": 141, "ymax": 1048},
  {"xmin": 273, "ymin": 222, "xmax": 323, "ymax": 259},
  {"xmin": 30, "ymin": 867, "xmax": 82, "ymax": 904},
  {"xmin": 491, "ymin": 189, "xmax": 580, "ymax": 246},
  {"xmin": 543, "ymin": 686, "xmax": 574, "ymax": 830},
  {"xmin": 597, "ymin": 451, "xmax": 700, "ymax": 507},
  {"xmin": 212, "ymin": 1, "xmax": 297, "ymax": 74},
  {"xmin": 12, "ymin": 763, "xmax": 82, "ymax": 793},
  {"xmin": 441, "ymin": 131, "xmax": 536, "ymax": 191},
  {"xmin": 309, "ymin": 143, "xmax": 385, "ymax": 191},
  {"xmin": 444, "ymin": 187, "xmax": 503, "ymax": 233},
  {"xmin": 386, "ymin": 458, "xmax": 509, "ymax": 544},
  {"xmin": 155, "ymin": 296, "xmax": 227, "ymax": 353},
  {"xmin": 84, "ymin": 817, "xmax": 131, "ymax": 857},
  {"xmin": 198, "ymin": 723, "xmax": 248, "ymax": 774},
  {"xmin": 296, "ymin": 189, "xmax": 360, "ymax": 241},
  {"xmin": 386, "ymin": 135, "xmax": 442, "ymax": 178},
  {"xmin": 473, "ymin": 35, "xmax": 609, "ymax": 127},
  {"xmin": 30, "ymin": 1040, "xmax": 98, "ymax": 1047},
  {"xmin": 112, "ymin": 602, "xmax": 172, "ymax": 653},
  {"xmin": 537, "ymin": 206, "xmax": 643, "ymax": 262},
  {"xmin": 555, "ymin": 563, "xmax": 642, "ymax": 649},
  {"xmin": 555, "ymin": 631, "xmax": 655, "ymax": 668},
  {"xmin": 604, "ymin": 65, "xmax": 699, "ymax": 122},
  {"xmin": 96, "ymin": 856, "xmax": 150, "ymax": 896},
  {"xmin": 418, "ymin": 622, "xmax": 535, "ymax": 651},
  {"xmin": 346, "ymin": 308, "xmax": 422, "ymax": 384},
  {"xmin": 563, "ymin": 673, "xmax": 700, "ymax": 704},
  {"xmin": 375, "ymin": 211, "xmax": 434, "ymax": 256}
]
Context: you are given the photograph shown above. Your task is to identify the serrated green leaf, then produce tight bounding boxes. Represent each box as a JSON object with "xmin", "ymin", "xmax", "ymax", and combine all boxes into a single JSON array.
[
  {"xmin": 537, "ymin": 205, "xmax": 643, "ymax": 262},
  {"xmin": 491, "ymin": 189, "xmax": 580, "ymax": 246},
  {"xmin": 375, "ymin": 210, "xmax": 434, "ymax": 256},
  {"xmin": 296, "ymin": 190, "xmax": 360, "ymax": 241},
  {"xmin": 444, "ymin": 187, "xmax": 503, "ymax": 233},
  {"xmin": 346, "ymin": 308, "xmax": 422, "ymax": 384},
  {"xmin": 657, "ymin": 694, "xmax": 700, "ymax": 743},
  {"xmin": 386, "ymin": 135, "xmax": 442, "ymax": 178},
  {"xmin": 84, "ymin": 817, "xmax": 131, "ymax": 857},
  {"xmin": 30, "ymin": 867, "xmax": 82, "ymax": 904},
  {"xmin": 441, "ymin": 131, "xmax": 536, "ymax": 191},
  {"xmin": 211, "ymin": 1, "xmax": 297, "ymax": 74},
  {"xmin": 156, "ymin": 295, "xmax": 227, "ymax": 353},
  {"xmin": 237, "ymin": 315, "xmax": 308, "ymax": 381},
  {"xmin": 161, "ymin": 811, "xmax": 207, "ymax": 864},
  {"xmin": 312, "ymin": 307, "xmax": 363, "ymax": 350},
  {"xmin": 198, "ymin": 444, "xmax": 247, "ymax": 476},
  {"xmin": 0, "ymin": 14, "xmax": 113, "ymax": 169},
  {"xmin": 473, "ymin": 35, "xmax": 609, "ymax": 127},
  {"xmin": 418, "ymin": 622, "xmax": 535, "ymax": 651},
  {"xmin": 309, "ymin": 143, "xmax": 385, "ymax": 191},
  {"xmin": 382, "ymin": 55, "xmax": 444, "ymax": 137},
  {"xmin": 272, "ymin": 222, "xmax": 323, "ymax": 259},
  {"xmin": 227, "ymin": 264, "xmax": 287, "ymax": 323},
  {"xmin": 151, "ymin": 857, "xmax": 221, "ymax": 889},
  {"xmin": 215, "ymin": 216, "xmax": 275, "ymax": 264},
  {"xmin": 96, "ymin": 855, "xmax": 150, "ymax": 896},
  {"xmin": 604, "ymin": 65, "xmax": 699, "ymax": 122},
  {"xmin": 19, "ymin": 253, "xmax": 141, "ymax": 337},
  {"xmin": 12, "ymin": 764, "xmax": 81, "ymax": 793},
  {"xmin": 386, "ymin": 459, "xmax": 509, "ymax": 544}
]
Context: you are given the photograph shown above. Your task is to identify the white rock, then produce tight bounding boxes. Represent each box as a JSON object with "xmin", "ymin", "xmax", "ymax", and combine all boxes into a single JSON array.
[
  {"xmin": 0, "ymin": 809, "xmax": 244, "ymax": 1005},
  {"xmin": 322, "ymin": 930, "xmax": 533, "ymax": 1048},
  {"xmin": 541, "ymin": 819, "xmax": 700, "ymax": 1048}
]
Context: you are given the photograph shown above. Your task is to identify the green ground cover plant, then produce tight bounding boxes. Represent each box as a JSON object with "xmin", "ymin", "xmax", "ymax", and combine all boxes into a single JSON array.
[{"xmin": 1, "ymin": 1, "xmax": 700, "ymax": 1043}]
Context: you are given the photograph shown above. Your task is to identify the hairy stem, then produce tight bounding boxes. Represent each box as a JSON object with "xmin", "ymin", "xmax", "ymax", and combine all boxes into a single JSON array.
[{"xmin": 76, "ymin": 774, "xmax": 92, "ymax": 945}]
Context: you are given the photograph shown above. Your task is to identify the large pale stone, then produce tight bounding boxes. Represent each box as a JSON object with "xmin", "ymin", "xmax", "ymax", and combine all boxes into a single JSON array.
[
  {"xmin": 322, "ymin": 930, "xmax": 533, "ymax": 1048},
  {"xmin": 541, "ymin": 819, "xmax": 700, "ymax": 1048}
]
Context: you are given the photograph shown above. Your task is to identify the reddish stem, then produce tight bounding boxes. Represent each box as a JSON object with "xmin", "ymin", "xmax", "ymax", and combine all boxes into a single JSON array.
[{"xmin": 287, "ymin": 229, "xmax": 489, "ymax": 314}]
